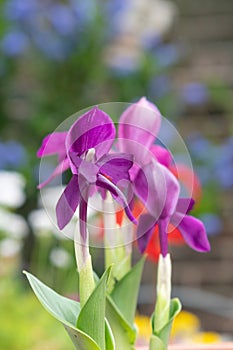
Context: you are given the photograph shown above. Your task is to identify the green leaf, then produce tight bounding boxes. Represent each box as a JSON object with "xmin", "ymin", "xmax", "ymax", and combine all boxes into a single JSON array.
[
  {"xmin": 150, "ymin": 298, "xmax": 182, "ymax": 350},
  {"xmin": 150, "ymin": 334, "xmax": 166, "ymax": 350},
  {"xmin": 105, "ymin": 319, "xmax": 115, "ymax": 350},
  {"xmin": 77, "ymin": 266, "xmax": 112, "ymax": 350},
  {"xmin": 110, "ymin": 257, "xmax": 145, "ymax": 326},
  {"xmin": 23, "ymin": 271, "xmax": 100, "ymax": 350},
  {"xmin": 106, "ymin": 296, "xmax": 136, "ymax": 350}
]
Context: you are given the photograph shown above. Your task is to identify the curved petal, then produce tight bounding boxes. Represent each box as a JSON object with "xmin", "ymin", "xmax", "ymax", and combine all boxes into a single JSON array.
[
  {"xmin": 136, "ymin": 214, "xmax": 157, "ymax": 253},
  {"xmin": 37, "ymin": 132, "xmax": 67, "ymax": 159},
  {"xmin": 56, "ymin": 175, "xmax": 80, "ymax": 230},
  {"xmin": 134, "ymin": 160, "xmax": 180, "ymax": 220},
  {"xmin": 150, "ymin": 145, "xmax": 172, "ymax": 168},
  {"xmin": 118, "ymin": 97, "xmax": 161, "ymax": 149},
  {"xmin": 68, "ymin": 151, "xmax": 99, "ymax": 183},
  {"xmin": 174, "ymin": 214, "xmax": 211, "ymax": 252},
  {"xmin": 98, "ymin": 153, "xmax": 133, "ymax": 184},
  {"xmin": 66, "ymin": 107, "xmax": 115, "ymax": 160},
  {"xmin": 96, "ymin": 174, "xmax": 137, "ymax": 225},
  {"xmin": 118, "ymin": 97, "xmax": 161, "ymax": 170},
  {"xmin": 38, "ymin": 158, "xmax": 70, "ymax": 189},
  {"xmin": 175, "ymin": 197, "xmax": 195, "ymax": 215}
]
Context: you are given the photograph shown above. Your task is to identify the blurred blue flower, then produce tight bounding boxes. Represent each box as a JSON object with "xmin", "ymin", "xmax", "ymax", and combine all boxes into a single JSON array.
[
  {"xmin": 69, "ymin": 0, "xmax": 97, "ymax": 25},
  {"xmin": 187, "ymin": 133, "xmax": 213, "ymax": 162},
  {"xmin": 1, "ymin": 31, "xmax": 29, "ymax": 56},
  {"xmin": 200, "ymin": 213, "xmax": 222, "ymax": 236},
  {"xmin": 48, "ymin": 4, "xmax": 77, "ymax": 36},
  {"xmin": 4, "ymin": 0, "xmax": 37, "ymax": 21},
  {"xmin": 0, "ymin": 140, "xmax": 27, "ymax": 169},
  {"xmin": 214, "ymin": 137, "xmax": 233, "ymax": 189},
  {"xmin": 181, "ymin": 82, "xmax": 209, "ymax": 106},
  {"xmin": 31, "ymin": 29, "xmax": 70, "ymax": 61},
  {"xmin": 154, "ymin": 44, "xmax": 180, "ymax": 67},
  {"xmin": 104, "ymin": 0, "xmax": 131, "ymax": 38}
]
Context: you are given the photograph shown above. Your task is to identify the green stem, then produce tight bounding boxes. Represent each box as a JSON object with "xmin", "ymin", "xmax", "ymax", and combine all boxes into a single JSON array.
[
  {"xmin": 74, "ymin": 205, "xmax": 95, "ymax": 307},
  {"xmin": 153, "ymin": 253, "xmax": 172, "ymax": 332}
]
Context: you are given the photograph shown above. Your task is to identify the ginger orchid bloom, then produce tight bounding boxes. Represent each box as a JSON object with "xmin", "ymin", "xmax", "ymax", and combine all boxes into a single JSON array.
[
  {"xmin": 118, "ymin": 97, "xmax": 163, "ymax": 179},
  {"xmin": 56, "ymin": 106, "xmax": 135, "ymax": 231},
  {"xmin": 37, "ymin": 131, "xmax": 69, "ymax": 189}
]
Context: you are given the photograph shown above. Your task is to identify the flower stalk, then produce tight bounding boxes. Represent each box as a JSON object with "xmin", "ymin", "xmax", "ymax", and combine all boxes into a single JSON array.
[
  {"xmin": 153, "ymin": 253, "xmax": 172, "ymax": 333},
  {"xmin": 74, "ymin": 195, "xmax": 95, "ymax": 307}
]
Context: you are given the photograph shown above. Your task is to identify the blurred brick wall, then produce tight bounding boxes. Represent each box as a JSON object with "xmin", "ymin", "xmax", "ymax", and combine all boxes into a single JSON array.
[{"xmin": 138, "ymin": 0, "xmax": 233, "ymax": 335}]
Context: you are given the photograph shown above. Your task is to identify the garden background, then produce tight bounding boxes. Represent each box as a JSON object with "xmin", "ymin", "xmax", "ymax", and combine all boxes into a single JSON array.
[{"xmin": 0, "ymin": 0, "xmax": 232, "ymax": 349}]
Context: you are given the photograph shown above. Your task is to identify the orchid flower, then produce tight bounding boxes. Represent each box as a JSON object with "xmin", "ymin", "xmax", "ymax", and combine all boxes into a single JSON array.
[
  {"xmin": 56, "ymin": 106, "xmax": 135, "ymax": 231},
  {"xmin": 37, "ymin": 131, "xmax": 69, "ymax": 189}
]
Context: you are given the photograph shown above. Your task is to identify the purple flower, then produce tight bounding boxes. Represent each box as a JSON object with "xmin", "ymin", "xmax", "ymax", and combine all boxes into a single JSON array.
[
  {"xmin": 135, "ymin": 161, "xmax": 210, "ymax": 255},
  {"xmin": 56, "ymin": 107, "xmax": 135, "ymax": 230},
  {"xmin": 1, "ymin": 31, "xmax": 29, "ymax": 56},
  {"xmin": 134, "ymin": 160, "xmax": 180, "ymax": 255},
  {"xmin": 37, "ymin": 131, "xmax": 69, "ymax": 189},
  {"xmin": 118, "ymin": 97, "xmax": 163, "ymax": 179},
  {"xmin": 181, "ymin": 82, "xmax": 209, "ymax": 106}
]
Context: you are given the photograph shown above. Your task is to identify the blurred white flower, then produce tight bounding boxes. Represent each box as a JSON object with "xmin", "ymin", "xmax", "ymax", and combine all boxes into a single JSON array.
[
  {"xmin": 0, "ymin": 208, "xmax": 28, "ymax": 238},
  {"xmin": 0, "ymin": 171, "xmax": 26, "ymax": 208},
  {"xmin": 119, "ymin": 0, "xmax": 178, "ymax": 39},
  {"xmin": 50, "ymin": 247, "xmax": 72, "ymax": 268},
  {"xmin": 28, "ymin": 207, "xmax": 70, "ymax": 240},
  {"xmin": 0, "ymin": 238, "xmax": 22, "ymax": 257},
  {"xmin": 28, "ymin": 208, "xmax": 54, "ymax": 237},
  {"xmin": 104, "ymin": 0, "xmax": 178, "ymax": 72}
]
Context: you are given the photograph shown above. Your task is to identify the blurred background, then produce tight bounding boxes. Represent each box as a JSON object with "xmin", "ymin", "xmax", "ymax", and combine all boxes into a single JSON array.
[{"xmin": 0, "ymin": 0, "xmax": 232, "ymax": 349}]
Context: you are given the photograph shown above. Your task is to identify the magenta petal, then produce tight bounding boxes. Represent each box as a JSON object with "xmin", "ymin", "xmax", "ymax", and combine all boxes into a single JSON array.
[
  {"xmin": 176, "ymin": 214, "xmax": 211, "ymax": 252},
  {"xmin": 56, "ymin": 175, "xmax": 80, "ymax": 230},
  {"xmin": 79, "ymin": 161, "xmax": 99, "ymax": 183},
  {"xmin": 97, "ymin": 174, "xmax": 137, "ymax": 224},
  {"xmin": 38, "ymin": 158, "xmax": 70, "ymax": 189},
  {"xmin": 176, "ymin": 198, "xmax": 195, "ymax": 215},
  {"xmin": 150, "ymin": 145, "xmax": 172, "ymax": 167},
  {"xmin": 118, "ymin": 97, "xmax": 161, "ymax": 168},
  {"xmin": 134, "ymin": 160, "xmax": 180, "ymax": 219},
  {"xmin": 37, "ymin": 132, "xmax": 67, "ymax": 159},
  {"xmin": 137, "ymin": 214, "xmax": 156, "ymax": 253},
  {"xmin": 67, "ymin": 107, "xmax": 115, "ymax": 160},
  {"xmin": 98, "ymin": 153, "xmax": 133, "ymax": 184}
]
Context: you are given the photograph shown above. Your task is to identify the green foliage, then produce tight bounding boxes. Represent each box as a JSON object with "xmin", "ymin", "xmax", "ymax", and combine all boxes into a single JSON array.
[
  {"xmin": 24, "ymin": 267, "xmax": 114, "ymax": 350},
  {"xmin": 150, "ymin": 298, "xmax": 182, "ymax": 350},
  {"xmin": 0, "ymin": 276, "xmax": 73, "ymax": 350}
]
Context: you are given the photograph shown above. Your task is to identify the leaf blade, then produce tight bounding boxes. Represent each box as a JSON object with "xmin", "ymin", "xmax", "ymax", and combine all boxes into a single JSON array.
[{"xmin": 77, "ymin": 266, "xmax": 112, "ymax": 350}]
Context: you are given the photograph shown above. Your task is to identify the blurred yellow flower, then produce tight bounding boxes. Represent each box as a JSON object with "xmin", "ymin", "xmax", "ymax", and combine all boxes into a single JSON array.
[
  {"xmin": 171, "ymin": 310, "xmax": 200, "ymax": 339},
  {"xmin": 135, "ymin": 314, "xmax": 151, "ymax": 341},
  {"xmin": 135, "ymin": 310, "xmax": 221, "ymax": 345}
]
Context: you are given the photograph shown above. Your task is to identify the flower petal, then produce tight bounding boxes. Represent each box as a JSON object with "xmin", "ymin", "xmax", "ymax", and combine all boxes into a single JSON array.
[
  {"xmin": 96, "ymin": 174, "xmax": 137, "ymax": 224},
  {"xmin": 150, "ymin": 145, "xmax": 172, "ymax": 167},
  {"xmin": 56, "ymin": 175, "xmax": 80, "ymax": 229},
  {"xmin": 118, "ymin": 97, "xmax": 161, "ymax": 171},
  {"xmin": 37, "ymin": 132, "xmax": 67, "ymax": 160},
  {"xmin": 134, "ymin": 160, "xmax": 180, "ymax": 220},
  {"xmin": 68, "ymin": 151, "xmax": 99, "ymax": 183},
  {"xmin": 175, "ymin": 197, "xmax": 195, "ymax": 215},
  {"xmin": 38, "ymin": 158, "xmax": 70, "ymax": 189},
  {"xmin": 98, "ymin": 153, "xmax": 133, "ymax": 184},
  {"xmin": 67, "ymin": 107, "xmax": 115, "ymax": 160},
  {"xmin": 136, "ymin": 214, "xmax": 157, "ymax": 253},
  {"xmin": 175, "ymin": 214, "xmax": 211, "ymax": 252}
]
